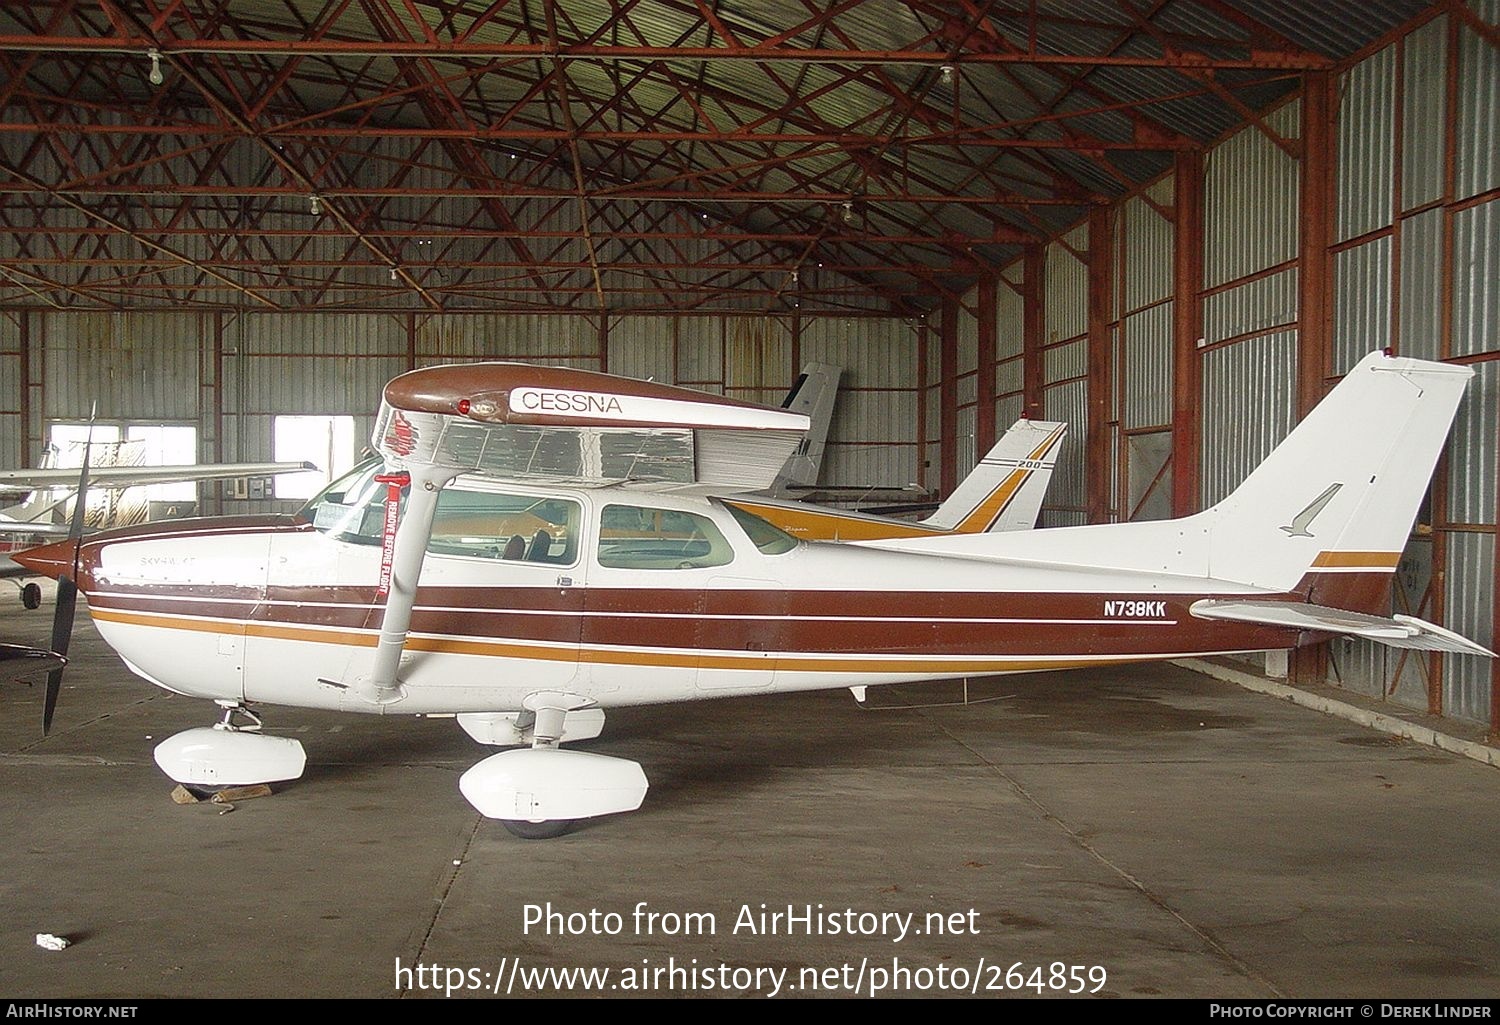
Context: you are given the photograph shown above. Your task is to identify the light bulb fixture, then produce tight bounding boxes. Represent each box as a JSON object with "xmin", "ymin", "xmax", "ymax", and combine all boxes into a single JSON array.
[
  {"xmin": 147, "ymin": 48, "xmax": 164, "ymax": 87},
  {"xmin": 308, "ymin": 194, "xmax": 321, "ymax": 216},
  {"xmin": 790, "ymin": 269, "xmax": 799, "ymax": 284},
  {"xmin": 840, "ymin": 200, "xmax": 854, "ymax": 225},
  {"xmin": 940, "ymin": 64, "xmax": 955, "ymax": 85},
  {"xmin": 389, "ymin": 266, "xmax": 398, "ymax": 281}
]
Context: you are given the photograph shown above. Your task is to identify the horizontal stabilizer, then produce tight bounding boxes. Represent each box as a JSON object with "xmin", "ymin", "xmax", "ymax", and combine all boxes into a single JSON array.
[{"xmin": 1190, "ymin": 600, "xmax": 1496, "ymax": 658}]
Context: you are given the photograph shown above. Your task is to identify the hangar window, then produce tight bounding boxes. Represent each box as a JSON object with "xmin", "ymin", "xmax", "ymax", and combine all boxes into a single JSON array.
[
  {"xmin": 597, "ymin": 504, "xmax": 734, "ymax": 570},
  {"xmin": 47, "ymin": 421, "xmax": 199, "ymax": 514},
  {"xmin": 274, "ymin": 415, "xmax": 358, "ymax": 500}
]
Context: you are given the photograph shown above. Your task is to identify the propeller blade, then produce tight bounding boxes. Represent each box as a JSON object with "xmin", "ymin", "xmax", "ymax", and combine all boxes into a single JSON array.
[
  {"xmin": 44, "ymin": 409, "xmax": 92, "ymax": 736},
  {"xmin": 43, "ymin": 575, "xmax": 77, "ymax": 734}
]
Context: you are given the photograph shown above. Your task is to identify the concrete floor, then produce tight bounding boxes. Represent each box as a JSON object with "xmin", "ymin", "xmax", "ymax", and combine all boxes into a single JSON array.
[{"xmin": 1, "ymin": 581, "xmax": 1497, "ymax": 1000}]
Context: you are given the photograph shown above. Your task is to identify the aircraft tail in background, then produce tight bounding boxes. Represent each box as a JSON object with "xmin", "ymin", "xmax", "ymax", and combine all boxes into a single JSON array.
[{"xmin": 769, "ymin": 363, "xmax": 842, "ymax": 495}]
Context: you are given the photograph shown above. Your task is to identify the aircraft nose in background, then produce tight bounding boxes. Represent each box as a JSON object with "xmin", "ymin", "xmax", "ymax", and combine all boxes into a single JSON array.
[{"xmin": 12, "ymin": 539, "xmax": 75, "ymax": 580}]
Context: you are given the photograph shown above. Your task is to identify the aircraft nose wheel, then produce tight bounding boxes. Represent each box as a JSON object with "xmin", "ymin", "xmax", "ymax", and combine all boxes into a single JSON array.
[
  {"xmin": 20, "ymin": 583, "xmax": 41, "ymax": 610},
  {"xmin": 501, "ymin": 818, "xmax": 575, "ymax": 840}
]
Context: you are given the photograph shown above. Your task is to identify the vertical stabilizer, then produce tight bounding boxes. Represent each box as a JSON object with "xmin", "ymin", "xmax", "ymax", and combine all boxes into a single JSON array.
[
  {"xmin": 771, "ymin": 363, "xmax": 842, "ymax": 493},
  {"xmin": 925, "ymin": 419, "xmax": 1068, "ymax": 532},
  {"xmin": 1202, "ymin": 351, "xmax": 1472, "ymax": 608}
]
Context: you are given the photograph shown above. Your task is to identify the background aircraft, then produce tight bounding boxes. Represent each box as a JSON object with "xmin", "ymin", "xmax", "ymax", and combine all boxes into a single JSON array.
[
  {"xmin": 13, "ymin": 352, "xmax": 1491, "ymax": 839},
  {"xmin": 728, "ymin": 418, "xmax": 1066, "ymax": 540}
]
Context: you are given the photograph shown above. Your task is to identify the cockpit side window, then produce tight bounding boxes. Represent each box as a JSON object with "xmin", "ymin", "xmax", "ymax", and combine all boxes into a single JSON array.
[
  {"xmin": 597, "ymin": 504, "xmax": 734, "ymax": 570},
  {"xmin": 429, "ymin": 490, "xmax": 580, "ymax": 565}
]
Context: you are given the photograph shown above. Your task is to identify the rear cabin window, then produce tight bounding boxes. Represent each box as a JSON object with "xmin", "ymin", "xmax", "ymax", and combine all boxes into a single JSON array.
[{"xmin": 597, "ymin": 504, "xmax": 734, "ymax": 570}]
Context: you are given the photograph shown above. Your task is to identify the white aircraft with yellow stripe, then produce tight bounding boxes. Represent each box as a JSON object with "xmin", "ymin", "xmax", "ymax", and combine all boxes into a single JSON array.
[
  {"xmin": 727, "ymin": 418, "xmax": 1067, "ymax": 541},
  {"xmin": 14, "ymin": 351, "xmax": 1492, "ymax": 838}
]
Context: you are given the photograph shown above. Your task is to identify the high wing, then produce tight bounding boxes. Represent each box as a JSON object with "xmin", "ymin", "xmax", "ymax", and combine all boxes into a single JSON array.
[
  {"xmin": 375, "ymin": 362, "xmax": 808, "ymax": 491},
  {"xmin": 0, "ymin": 460, "xmax": 315, "ymax": 491}
]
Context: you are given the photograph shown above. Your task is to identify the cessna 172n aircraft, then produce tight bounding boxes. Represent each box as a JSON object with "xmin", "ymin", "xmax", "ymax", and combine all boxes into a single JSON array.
[{"xmin": 14, "ymin": 350, "xmax": 1493, "ymax": 838}]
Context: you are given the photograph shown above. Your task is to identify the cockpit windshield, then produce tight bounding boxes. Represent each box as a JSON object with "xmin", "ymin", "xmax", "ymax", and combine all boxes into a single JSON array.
[{"xmin": 299, "ymin": 457, "xmax": 386, "ymax": 542}]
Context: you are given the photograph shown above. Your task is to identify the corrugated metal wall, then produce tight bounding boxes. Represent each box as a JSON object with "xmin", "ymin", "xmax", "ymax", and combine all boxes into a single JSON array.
[
  {"xmin": 1336, "ymin": 45, "xmax": 1396, "ymax": 243},
  {"xmin": 1203, "ymin": 100, "xmax": 1301, "ymax": 288},
  {"xmin": 1117, "ymin": 176, "xmax": 1175, "ymax": 521},
  {"xmin": 1399, "ymin": 207, "xmax": 1445, "ymax": 360},
  {"xmin": 1455, "ymin": 0, "xmax": 1499, "ymax": 202},
  {"xmin": 39, "ymin": 312, "xmax": 205, "ymax": 421},
  {"xmin": 801, "ymin": 316, "xmax": 920, "ymax": 489},
  {"xmin": 1401, "ymin": 18, "xmax": 1447, "ymax": 210},
  {"xmin": 1332, "ymin": 236, "xmax": 1393, "ymax": 373},
  {"xmin": 1041, "ymin": 225, "xmax": 1089, "ymax": 525},
  {"xmin": 1322, "ymin": 10, "xmax": 1500, "ymax": 726},
  {"xmin": 955, "ymin": 289, "xmax": 980, "ymax": 477},
  {"xmin": 1199, "ymin": 332, "xmax": 1299, "ymax": 508},
  {"xmin": 995, "ymin": 266, "xmax": 1025, "ymax": 435}
]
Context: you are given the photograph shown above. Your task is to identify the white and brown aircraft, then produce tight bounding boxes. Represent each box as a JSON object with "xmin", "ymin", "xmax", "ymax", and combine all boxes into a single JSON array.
[
  {"xmin": 14, "ymin": 351, "xmax": 1493, "ymax": 838},
  {"xmin": 728, "ymin": 417, "xmax": 1067, "ymax": 541}
]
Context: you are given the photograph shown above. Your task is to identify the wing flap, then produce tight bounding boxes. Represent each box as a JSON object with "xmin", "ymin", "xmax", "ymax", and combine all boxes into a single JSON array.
[{"xmin": 1190, "ymin": 599, "xmax": 1495, "ymax": 658}]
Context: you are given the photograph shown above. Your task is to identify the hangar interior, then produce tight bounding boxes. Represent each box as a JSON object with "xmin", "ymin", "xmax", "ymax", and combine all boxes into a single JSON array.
[{"xmin": 0, "ymin": 0, "xmax": 1496, "ymax": 736}]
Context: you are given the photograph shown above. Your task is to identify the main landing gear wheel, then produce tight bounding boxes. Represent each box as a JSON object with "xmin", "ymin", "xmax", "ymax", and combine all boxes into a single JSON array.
[
  {"xmin": 501, "ymin": 818, "xmax": 575, "ymax": 841},
  {"xmin": 20, "ymin": 582, "xmax": 41, "ymax": 610}
]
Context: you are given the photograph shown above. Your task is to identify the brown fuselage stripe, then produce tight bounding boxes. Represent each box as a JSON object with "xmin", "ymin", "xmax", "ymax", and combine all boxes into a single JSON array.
[{"xmin": 89, "ymin": 606, "xmax": 1203, "ymax": 675}]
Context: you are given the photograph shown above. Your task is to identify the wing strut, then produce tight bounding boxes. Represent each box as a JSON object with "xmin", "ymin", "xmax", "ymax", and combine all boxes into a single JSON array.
[{"xmin": 352, "ymin": 464, "xmax": 460, "ymax": 705}]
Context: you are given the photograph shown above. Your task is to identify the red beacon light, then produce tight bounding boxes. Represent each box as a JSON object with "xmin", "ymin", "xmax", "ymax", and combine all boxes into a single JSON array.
[{"xmin": 457, "ymin": 398, "xmax": 471, "ymax": 415}]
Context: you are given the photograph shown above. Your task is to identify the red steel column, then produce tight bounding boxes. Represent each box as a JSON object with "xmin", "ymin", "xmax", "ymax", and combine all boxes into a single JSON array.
[
  {"xmin": 916, "ymin": 319, "xmax": 928, "ymax": 492},
  {"xmin": 976, "ymin": 274, "xmax": 998, "ymax": 454},
  {"xmin": 1087, "ymin": 206, "xmax": 1114, "ymax": 524},
  {"xmin": 17, "ymin": 311, "xmax": 29, "ymax": 467},
  {"xmin": 1171, "ymin": 148, "xmax": 1204, "ymax": 518},
  {"xmin": 1297, "ymin": 71, "xmax": 1334, "ymax": 418},
  {"xmin": 939, "ymin": 294, "xmax": 960, "ymax": 496},
  {"xmin": 1293, "ymin": 72, "xmax": 1336, "ymax": 686},
  {"xmin": 1023, "ymin": 244, "xmax": 1045, "ymax": 419}
]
